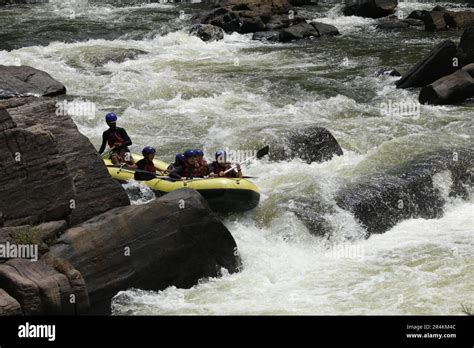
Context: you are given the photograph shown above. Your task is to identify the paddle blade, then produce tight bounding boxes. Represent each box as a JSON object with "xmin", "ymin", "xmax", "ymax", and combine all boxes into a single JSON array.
[{"xmin": 257, "ymin": 145, "xmax": 269, "ymax": 159}]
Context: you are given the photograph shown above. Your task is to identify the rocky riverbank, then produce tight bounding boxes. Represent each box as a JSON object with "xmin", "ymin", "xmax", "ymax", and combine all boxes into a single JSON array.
[{"xmin": 0, "ymin": 78, "xmax": 241, "ymax": 314}]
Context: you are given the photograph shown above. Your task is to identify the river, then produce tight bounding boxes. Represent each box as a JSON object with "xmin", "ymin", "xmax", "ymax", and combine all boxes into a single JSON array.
[{"xmin": 1, "ymin": 0, "xmax": 472, "ymax": 315}]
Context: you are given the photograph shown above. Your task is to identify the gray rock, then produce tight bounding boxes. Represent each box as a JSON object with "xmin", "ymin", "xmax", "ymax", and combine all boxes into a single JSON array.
[
  {"xmin": 419, "ymin": 69, "xmax": 474, "ymax": 105},
  {"xmin": 310, "ymin": 22, "xmax": 340, "ymax": 36},
  {"xmin": 0, "ymin": 65, "xmax": 66, "ymax": 99},
  {"xmin": 46, "ymin": 189, "xmax": 242, "ymax": 314},
  {"xmin": 343, "ymin": 0, "xmax": 398, "ymax": 19},
  {"xmin": 189, "ymin": 24, "xmax": 224, "ymax": 42},
  {"xmin": 396, "ymin": 40, "xmax": 459, "ymax": 88},
  {"xmin": 279, "ymin": 22, "xmax": 319, "ymax": 42},
  {"xmin": 335, "ymin": 150, "xmax": 472, "ymax": 235},
  {"xmin": 270, "ymin": 126, "xmax": 343, "ymax": 164},
  {"xmin": 0, "ymin": 288, "xmax": 22, "ymax": 315},
  {"xmin": 457, "ymin": 27, "xmax": 474, "ymax": 66}
]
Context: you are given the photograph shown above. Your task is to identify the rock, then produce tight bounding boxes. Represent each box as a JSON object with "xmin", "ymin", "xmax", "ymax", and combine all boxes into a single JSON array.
[
  {"xmin": 343, "ymin": 0, "xmax": 398, "ymax": 19},
  {"xmin": 1, "ymin": 97, "xmax": 130, "ymax": 226},
  {"xmin": 310, "ymin": 22, "xmax": 340, "ymax": 36},
  {"xmin": 252, "ymin": 30, "xmax": 281, "ymax": 42},
  {"xmin": 422, "ymin": 11, "xmax": 447, "ymax": 31},
  {"xmin": 419, "ymin": 69, "xmax": 474, "ymax": 105},
  {"xmin": 0, "ymin": 258, "xmax": 80, "ymax": 315},
  {"xmin": 432, "ymin": 5, "xmax": 446, "ymax": 12},
  {"xmin": 335, "ymin": 150, "xmax": 472, "ymax": 235},
  {"xmin": 444, "ymin": 11, "xmax": 474, "ymax": 30},
  {"xmin": 270, "ymin": 126, "xmax": 343, "ymax": 164},
  {"xmin": 396, "ymin": 40, "xmax": 459, "ymax": 89},
  {"xmin": 463, "ymin": 63, "xmax": 474, "ymax": 77},
  {"xmin": 0, "ymin": 220, "xmax": 68, "ymax": 253},
  {"xmin": 0, "ymin": 107, "xmax": 75, "ymax": 226},
  {"xmin": 192, "ymin": 0, "xmax": 293, "ymax": 34},
  {"xmin": 0, "ymin": 288, "xmax": 22, "ymax": 315},
  {"xmin": 0, "ymin": 65, "xmax": 66, "ymax": 99},
  {"xmin": 189, "ymin": 24, "xmax": 224, "ymax": 42},
  {"xmin": 0, "ymin": 106, "xmax": 15, "ymax": 132},
  {"xmin": 279, "ymin": 22, "xmax": 319, "ymax": 42},
  {"xmin": 266, "ymin": 14, "xmax": 306, "ymax": 30},
  {"xmin": 376, "ymin": 68, "xmax": 401, "ymax": 77},
  {"xmin": 457, "ymin": 27, "xmax": 474, "ymax": 65},
  {"xmin": 240, "ymin": 16, "xmax": 266, "ymax": 33},
  {"xmin": 46, "ymin": 189, "xmax": 241, "ymax": 314},
  {"xmin": 407, "ymin": 10, "xmax": 428, "ymax": 20}
]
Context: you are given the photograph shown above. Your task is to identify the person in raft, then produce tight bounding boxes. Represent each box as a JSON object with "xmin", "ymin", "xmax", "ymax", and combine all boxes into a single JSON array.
[
  {"xmin": 209, "ymin": 150, "xmax": 242, "ymax": 178},
  {"xmin": 98, "ymin": 113, "xmax": 133, "ymax": 165},
  {"xmin": 168, "ymin": 149, "xmax": 202, "ymax": 179},
  {"xmin": 195, "ymin": 149, "xmax": 210, "ymax": 177},
  {"xmin": 134, "ymin": 146, "xmax": 162, "ymax": 181},
  {"xmin": 167, "ymin": 153, "xmax": 185, "ymax": 172}
]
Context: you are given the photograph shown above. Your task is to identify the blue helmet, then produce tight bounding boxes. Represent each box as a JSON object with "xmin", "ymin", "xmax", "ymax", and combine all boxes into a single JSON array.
[
  {"xmin": 215, "ymin": 150, "xmax": 227, "ymax": 163},
  {"xmin": 195, "ymin": 149, "xmax": 204, "ymax": 157},
  {"xmin": 184, "ymin": 149, "xmax": 197, "ymax": 159},
  {"xmin": 142, "ymin": 146, "xmax": 156, "ymax": 156},
  {"xmin": 175, "ymin": 153, "xmax": 185, "ymax": 162},
  {"xmin": 105, "ymin": 112, "xmax": 117, "ymax": 123}
]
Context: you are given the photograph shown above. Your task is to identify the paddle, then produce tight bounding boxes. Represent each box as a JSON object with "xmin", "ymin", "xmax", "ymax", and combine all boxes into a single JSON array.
[
  {"xmin": 223, "ymin": 145, "xmax": 269, "ymax": 175},
  {"xmin": 101, "ymin": 146, "xmax": 115, "ymax": 159}
]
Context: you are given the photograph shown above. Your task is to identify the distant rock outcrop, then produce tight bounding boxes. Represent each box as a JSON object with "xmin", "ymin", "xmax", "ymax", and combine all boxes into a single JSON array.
[
  {"xmin": 0, "ymin": 65, "xmax": 66, "ymax": 99},
  {"xmin": 343, "ymin": 0, "xmax": 398, "ymax": 19}
]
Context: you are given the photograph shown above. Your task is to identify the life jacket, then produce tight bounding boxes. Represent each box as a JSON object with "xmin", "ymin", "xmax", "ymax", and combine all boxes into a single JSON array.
[
  {"xmin": 136, "ymin": 158, "xmax": 156, "ymax": 173},
  {"xmin": 182, "ymin": 161, "xmax": 200, "ymax": 178},
  {"xmin": 196, "ymin": 159, "xmax": 209, "ymax": 177},
  {"xmin": 142, "ymin": 160, "xmax": 156, "ymax": 173},
  {"xmin": 210, "ymin": 161, "xmax": 233, "ymax": 177},
  {"xmin": 107, "ymin": 130, "xmax": 125, "ymax": 147}
]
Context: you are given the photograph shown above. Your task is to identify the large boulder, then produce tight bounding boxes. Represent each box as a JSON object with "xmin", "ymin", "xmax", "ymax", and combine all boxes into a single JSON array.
[
  {"xmin": 457, "ymin": 27, "xmax": 474, "ymax": 66},
  {"xmin": 192, "ymin": 0, "xmax": 294, "ymax": 34},
  {"xmin": 396, "ymin": 40, "xmax": 459, "ymax": 89},
  {"xmin": 0, "ymin": 97, "xmax": 130, "ymax": 226},
  {"xmin": 279, "ymin": 22, "xmax": 319, "ymax": 42},
  {"xmin": 0, "ymin": 65, "xmax": 66, "ymax": 99},
  {"xmin": 0, "ymin": 107, "xmax": 75, "ymax": 226},
  {"xmin": 0, "ymin": 258, "xmax": 87, "ymax": 315},
  {"xmin": 419, "ymin": 68, "xmax": 474, "ymax": 105},
  {"xmin": 45, "ymin": 189, "xmax": 242, "ymax": 314},
  {"xmin": 335, "ymin": 150, "xmax": 472, "ymax": 235},
  {"xmin": 270, "ymin": 126, "xmax": 343, "ymax": 164},
  {"xmin": 0, "ymin": 288, "xmax": 22, "ymax": 315},
  {"xmin": 343, "ymin": 0, "xmax": 398, "ymax": 19},
  {"xmin": 310, "ymin": 22, "xmax": 340, "ymax": 36},
  {"xmin": 444, "ymin": 11, "xmax": 474, "ymax": 30},
  {"xmin": 422, "ymin": 10, "xmax": 448, "ymax": 31},
  {"xmin": 189, "ymin": 24, "xmax": 224, "ymax": 42}
]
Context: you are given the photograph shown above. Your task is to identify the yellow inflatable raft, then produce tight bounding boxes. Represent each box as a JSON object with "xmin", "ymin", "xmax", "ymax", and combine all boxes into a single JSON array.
[{"xmin": 103, "ymin": 154, "xmax": 260, "ymax": 213}]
